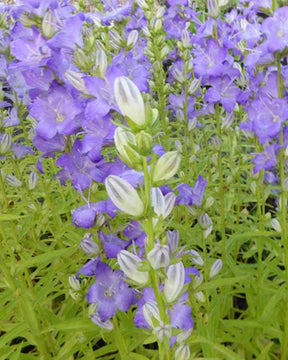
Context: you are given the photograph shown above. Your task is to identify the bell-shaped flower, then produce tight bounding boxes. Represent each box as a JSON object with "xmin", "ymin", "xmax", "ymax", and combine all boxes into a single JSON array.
[
  {"xmin": 152, "ymin": 151, "xmax": 181, "ymax": 183},
  {"xmin": 105, "ymin": 175, "xmax": 144, "ymax": 217},
  {"xmin": 114, "ymin": 76, "xmax": 146, "ymax": 127},
  {"xmin": 164, "ymin": 262, "xmax": 185, "ymax": 303},
  {"xmin": 117, "ymin": 250, "xmax": 149, "ymax": 285}
]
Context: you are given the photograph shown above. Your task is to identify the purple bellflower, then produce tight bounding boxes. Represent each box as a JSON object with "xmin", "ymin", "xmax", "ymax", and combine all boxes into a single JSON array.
[{"xmin": 86, "ymin": 261, "xmax": 137, "ymax": 321}]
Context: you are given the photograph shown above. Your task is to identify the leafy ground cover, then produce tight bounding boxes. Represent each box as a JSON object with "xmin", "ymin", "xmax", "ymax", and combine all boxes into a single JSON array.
[{"xmin": 0, "ymin": 0, "xmax": 288, "ymax": 359}]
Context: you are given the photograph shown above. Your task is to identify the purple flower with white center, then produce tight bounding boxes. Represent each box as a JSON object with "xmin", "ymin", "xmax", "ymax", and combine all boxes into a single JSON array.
[
  {"xmin": 99, "ymin": 232, "xmax": 130, "ymax": 258},
  {"xmin": 248, "ymin": 96, "xmax": 288, "ymax": 144},
  {"xmin": 204, "ymin": 75, "xmax": 241, "ymax": 113},
  {"xmin": 252, "ymin": 145, "xmax": 280, "ymax": 174},
  {"xmin": 193, "ymin": 39, "xmax": 228, "ymax": 79},
  {"xmin": 29, "ymin": 81, "xmax": 82, "ymax": 139},
  {"xmin": 56, "ymin": 139, "xmax": 105, "ymax": 191},
  {"xmin": 10, "ymin": 27, "xmax": 51, "ymax": 68},
  {"xmin": 176, "ymin": 175, "xmax": 207, "ymax": 206},
  {"xmin": 86, "ymin": 261, "xmax": 137, "ymax": 321},
  {"xmin": 261, "ymin": 6, "xmax": 288, "ymax": 54}
]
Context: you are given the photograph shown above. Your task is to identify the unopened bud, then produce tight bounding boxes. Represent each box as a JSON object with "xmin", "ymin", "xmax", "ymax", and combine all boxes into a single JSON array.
[
  {"xmin": 114, "ymin": 76, "xmax": 146, "ymax": 127},
  {"xmin": 79, "ymin": 233, "xmax": 99, "ymax": 255},
  {"xmin": 28, "ymin": 171, "xmax": 38, "ymax": 190},
  {"xmin": 143, "ymin": 301, "xmax": 160, "ymax": 328},
  {"xmin": 7, "ymin": 175, "xmax": 22, "ymax": 187},
  {"xmin": 136, "ymin": 0, "xmax": 149, "ymax": 9},
  {"xmin": 204, "ymin": 196, "xmax": 215, "ymax": 209},
  {"xmin": 0, "ymin": 133, "xmax": 12, "ymax": 154},
  {"xmin": 69, "ymin": 275, "xmax": 81, "ymax": 291},
  {"xmin": 95, "ymin": 49, "xmax": 107, "ymax": 78},
  {"xmin": 153, "ymin": 19, "xmax": 162, "ymax": 32},
  {"xmin": 69, "ymin": 289, "xmax": 83, "ymax": 302},
  {"xmin": 64, "ymin": 70, "xmax": 87, "ymax": 93},
  {"xmin": 209, "ymin": 259, "xmax": 223, "ymax": 278},
  {"xmin": 175, "ymin": 344, "xmax": 190, "ymax": 360},
  {"xmin": 147, "ymin": 244, "xmax": 170, "ymax": 269},
  {"xmin": 167, "ymin": 230, "xmax": 179, "ymax": 256},
  {"xmin": 284, "ymin": 178, "xmax": 288, "ymax": 192},
  {"xmin": 194, "ymin": 291, "xmax": 205, "ymax": 303},
  {"xmin": 156, "ymin": 6, "xmax": 165, "ymax": 18},
  {"xmin": 207, "ymin": 0, "xmax": 219, "ymax": 18},
  {"xmin": 117, "ymin": 250, "xmax": 149, "ymax": 285},
  {"xmin": 199, "ymin": 213, "xmax": 212, "ymax": 230},
  {"xmin": 154, "ymin": 323, "xmax": 172, "ymax": 342},
  {"xmin": 135, "ymin": 131, "xmax": 153, "ymax": 155},
  {"xmin": 142, "ymin": 25, "xmax": 151, "ymax": 37},
  {"xmin": 181, "ymin": 29, "xmax": 191, "ymax": 48},
  {"xmin": 42, "ymin": 10, "xmax": 57, "ymax": 38},
  {"xmin": 160, "ymin": 45, "xmax": 170, "ymax": 59},
  {"xmin": 109, "ymin": 30, "xmax": 122, "ymax": 49},
  {"xmin": 188, "ymin": 118, "xmax": 197, "ymax": 131},
  {"xmin": 176, "ymin": 329, "xmax": 193, "ymax": 344},
  {"xmin": 189, "ymin": 249, "xmax": 204, "ymax": 266},
  {"xmin": 222, "ymin": 112, "xmax": 234, "ymax": 131},
  {"xmin": 105, "ymin": 175, "xmax": 144, "ymax": 217},
  {"xmin": 271, "ymin": 218, "xmax": 282, "ymax": 233},
  {"xmin": 173, "ymin": 68, "xmax": 185, "ymax": 84},
  {"xmin": 188, "ymin": 78, "xmax": 201, "ymax": 95},
  {"xmin": 164, "ymin": 262, "xmax": 185, "ymax": 303},
  {"xmin": 176, "ymin": 109, "xmax": 185, "ymax": 123},
  {"xmin": 127, "ymin": 30, "xmax": 139, "ymax": 49},
  {"xmin": 114, "ymin": 127, "xmax": 142, "ymax": 168},
  {"xmin": 152, "ymin": 151, "xmax": 181, "ymax": 183},
  {"xmin": 250, "ymin": 181, "xmax": 257, "ymax": 195}
]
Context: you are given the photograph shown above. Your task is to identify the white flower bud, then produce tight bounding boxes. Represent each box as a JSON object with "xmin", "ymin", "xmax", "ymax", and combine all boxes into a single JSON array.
[
  {"xmin": 173, "ymin": 68, "xmax": 185, "ymax": 84},
  {"xmin": 167, "ymin": 230, "xmax": 179, "ymax": 256},
  {"xmin": 147, "ymin": 244, "xmax": 170, "ymax": 269},
  {"xmin": 64, "ymin": 70, "xmax": 87, "ymax": 93},
  {"xmin": 79, "ymin": 233, "xmax": 99, "ymax": 255},
  {"xmin": 117, "ymin": 250, "xmax": 149, "ymax": 285},
  {"xmin": 175, "ymin": 139, "xmax": 183, "ymax": 152},
  {"xmin": 152, "ymin": 151, "xmax": 181, "ymax": 183},
  {"xmin": 114, "ymin": 76, "xmax": 146, "ymax": 127},
  {"xmin": 164, "ymin": 262, "xmax": 185, "ymax": 303},
  {"xmin": 175, "ymin": 344, "xmax": 190, "ymax": 360},
  {"xmin": 189, "ymin": 249, "xmax": 204, "ymax": 266},
  {"xmin": 109, "ymin": 30, "xmax": 122, "ymax": 49},
  {"xmin": 222, "ymin": 112, "xmax": 234, "ymax": 131},
  {"xmin": 188, "ymin": 117, "xmax": 197, "ymax": 131},
  {"xmin": 156, "ymin": 6, "xmax": 165, "ymax": 18},
  {"xmin": 7, "ymin": 175, "xmax": 22, "ymax": 187},
  {"xmin": 207, "ymin": 0, "xmax": 219, "ymax": 18},
  {"xmin": 154, "ymin": 323, "xmax": 172, "ymax": 342},
  {"xmin": 284, "ymin": 178, "xmax": 288, "ymax": 192},
  {"xmin": 176, "ymin": 109, "xmax": 185, "ymax": 123},
  {"xmin": 28, "ymin": 171, "xmax": 38, "ymax": 190},
  {"xmin": 204, "ymin": 196, "xmax": 215, "ymax": 209},
  {"xmin": 42, "ymin": 10, "xmax": 57, "ymax": 38},
  {"xmin": 69, "ymin": 289, "xmax": 83, "ymax": 302},
  {"xmin": 0, "ymin": 133, "xmax": 12, "ymax": 154},
  {"xmin": 95, "ymin": 49, "xmax": 108, "ymax": 78},
  {"xmin": 250, "ymin": 181, "xmax": 257, "ymax": 195},
  {"xmin": 95, "ymin": 213, "xmax": 106, "ymax": 228},
  {"xmin": 160, "ymin": 45, "xmax": 170, "ymax": 59},
  {"xmin": 194, "ymin": 291, "xmax": 205, "ymax": 303},
  {"xmin": 136, "ymin": 0, "xmax": 149, "ymax": 9},
  {"xmin": 143, "ymin": 301, "xmax": 161, "ymax": 328},
  {"xmin": 192, "ymin": 273, "xmax": 203, "ymax": 289},
  {"xmin": 176, "ymin": 329, "xmax": 193, "ymax": 344},
  {"xmin": 105, "ymin": 175, "xmax": 144, "ymax": 217},
  {"xmin": 142, "ymin": 25, "xmax": 151, "ymax": 37},
  {"xmin": 219, "ymin": 0, "xmax": 229, "ymax": 6},
  {"xmin": 209, "ymin": 259, "xmax": 223, "ymax": 278},
  {"xmin": 69, "ymin": 275, "xmax": 81, "ymax": 291},
  {"xmin": 199, "ymin": 213, "xmax": 212, "ymax": 230},
  {"xmin": 271, "ymin": 218, "xmax": 282, "ymax": 233},
  {"xmin": 153, "ymin": 19, "xmax": 162, "ymax": 32},
  {"xmin": 151, "ymin": 188, "xmax": 176, "ymax": 219},
  {"xmin": 127, "ymin": 30, "xmax": 139, "ymax": 49},
  {"xmin": 114, "ymin": 127, "xmax": 142, "ymax": 168},
  {"xmin": 181, "ymin": 29, "xmax": 191, "ymax": 48},
  {"xmin": 188, "ymin": 78, "xmax": 201, "ymax": 95}
]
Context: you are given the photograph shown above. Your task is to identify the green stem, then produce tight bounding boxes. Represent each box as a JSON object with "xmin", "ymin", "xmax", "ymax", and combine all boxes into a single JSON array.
[
  {"xmin": 276, "ymin": 56, "xmax": 288, "ymax": 360},
  {"xmin": 215, "ymin": 104, "xmax": 226, "ymax": 263},
  {"xmin": 113, "ymin": 317, "xmax": 128, "ymax": 359}
]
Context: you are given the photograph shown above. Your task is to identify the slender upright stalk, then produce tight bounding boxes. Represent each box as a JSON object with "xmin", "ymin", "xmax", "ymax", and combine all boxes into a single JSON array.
[{"xmin": 215, "ymin": 104, "xmax": 226, "ymax": 263}]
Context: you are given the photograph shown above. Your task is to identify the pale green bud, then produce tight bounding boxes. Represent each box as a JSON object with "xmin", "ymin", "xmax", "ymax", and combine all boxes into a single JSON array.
[
  {"xmin": 209, "ymin": 259, "xmax": 223, "ymax": 278},
  {"xmin": 114, "ymin": 127, "xmax": 142, "ymax": 168},
  {"xmin": 69, "ymin": 275, "xmax": 81, "ymax": 291},
  {"xmin": 147, "ymin": 244, "xmax": 170, "ymax": 269},
  {"xmin": 207, "ymin": 0, "xmax": 219, "ymax": 18},
  {"xmin": 0, "ymin": 133, "xmax": 12, "ymax": 154},
  {"xmin": 42, "ymin": 10, "xmax": 57, "ymax": 38},
  {"xmin": 105, "ymin": 175, "xmax": 144, "ymax": 217},
  {"xmin": 95, "ymin": 49, "xmax": 107, "ymax": 78},
  {"xmin": 64, "ymin": 70, "xmax": 87, "ymax": 93},
  {"xmin": 154, "ymin": 323, "xmax": 172, "ymax": 342},
  {"xmin": 127, "ymin": 30, "xmax": 139, "ymax": 49},
  {"xmin": 135, "ymin": 131, "xmax": 153, "ymax": 155},
  {"xmin": 28, "ymin": 171, "xmax": 38, "ymax": 190},
  {"xmin": 271, "ymin": 218, "xmax": 282, "ymax": 233},
  {"xmin": 7, "ymin": 175, "xmax": 22, "ymax": 187},
  {"xmin": 152, "ymin": 151, "xmax": 181, "ymax": 183},
  {"xmin": 143, "ymin": 301, "xmax": 160, "ymax": 328}
]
